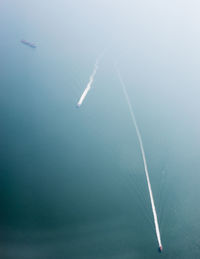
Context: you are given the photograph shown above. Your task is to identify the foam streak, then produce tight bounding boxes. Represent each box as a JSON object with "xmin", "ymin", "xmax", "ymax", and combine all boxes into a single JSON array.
[
  {"xmin": 115, "ymin": 66, "xmax": 162, "ymax": 251},
  {"xmin": 76, "ymin": 61, "xmax": 98, "ymax": 107}
]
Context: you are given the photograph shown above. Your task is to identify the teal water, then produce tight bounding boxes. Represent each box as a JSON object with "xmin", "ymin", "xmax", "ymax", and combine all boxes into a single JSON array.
[{"xmin": 1, "ymin": 1, "xmax": 200, "ymax": 258}]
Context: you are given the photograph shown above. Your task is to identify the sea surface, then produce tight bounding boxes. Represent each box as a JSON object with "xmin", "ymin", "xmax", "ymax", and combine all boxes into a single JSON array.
[{"xmin": 1, "ymin": 1, "xmax": 200, "ymax": 258}]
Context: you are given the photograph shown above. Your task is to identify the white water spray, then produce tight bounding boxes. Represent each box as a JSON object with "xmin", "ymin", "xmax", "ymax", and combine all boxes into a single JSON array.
[
  {"xmin": 76, "ymin": 60, "xmax": 99, "ymax": 108},
  {"xmin": 115, "ymin": 66, "xmax": 163, "ymax": 251}
]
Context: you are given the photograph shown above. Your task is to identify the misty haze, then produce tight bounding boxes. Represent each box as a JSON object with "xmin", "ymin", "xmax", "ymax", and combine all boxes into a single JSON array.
[{"xmin": 1, "ymin": 1, "xmax": 200, "ymax": 258}]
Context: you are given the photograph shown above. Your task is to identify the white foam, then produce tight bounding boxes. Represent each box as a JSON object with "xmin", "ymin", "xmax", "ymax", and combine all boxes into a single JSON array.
[{"xmin": 115, "ymin": 65, "xmax": 162, "ymax": 249}]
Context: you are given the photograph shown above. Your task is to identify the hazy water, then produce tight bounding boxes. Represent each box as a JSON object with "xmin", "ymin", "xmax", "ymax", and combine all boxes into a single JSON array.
[{"xmin": 1, "ymin": 0, "xmax": 200, "ymax": 258}]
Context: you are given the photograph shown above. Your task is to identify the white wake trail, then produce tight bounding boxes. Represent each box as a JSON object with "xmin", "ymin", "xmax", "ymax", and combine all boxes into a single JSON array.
[
  {"xmin": 115, "ymin": 66, "xmax": 163, "ymax": 252},
  {"xmin": 76, "ymin": 60, "xmax": 99, "ymax": 108}
]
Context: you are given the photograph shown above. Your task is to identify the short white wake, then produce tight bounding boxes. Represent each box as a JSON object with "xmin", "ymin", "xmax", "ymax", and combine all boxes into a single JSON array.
[
  {"xmin": 76, "ymin": 50, "xmax": 106, "ymax": 108},
  {"xmin": 76, "ymin": 58, "xmax": 99, "ymax": 107},
  {"xmin": 115, "ymin": 66, "xmax": 162, "ymax": 251}
]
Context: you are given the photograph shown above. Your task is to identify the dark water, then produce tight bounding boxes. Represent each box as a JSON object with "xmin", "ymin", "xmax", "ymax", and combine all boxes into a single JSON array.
[{"xmin": 1, "ymin": 0, "xmax": 200, "ymax": 258}]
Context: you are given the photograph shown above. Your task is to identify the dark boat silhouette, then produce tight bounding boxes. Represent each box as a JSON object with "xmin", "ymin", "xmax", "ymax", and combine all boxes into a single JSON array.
[
  {"xmin": 21, "ymin": 40, "xmax": 36, "ymax": 48},
  {"xmin": 158, "ymin": 245, "xmax": 163, "ymax": 253}
]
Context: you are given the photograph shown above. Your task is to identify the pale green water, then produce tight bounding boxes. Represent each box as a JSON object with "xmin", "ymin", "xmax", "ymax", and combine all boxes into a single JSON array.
[{"xmin": 1, "ymin": 1, "xmax": 200, "ymax": 258}]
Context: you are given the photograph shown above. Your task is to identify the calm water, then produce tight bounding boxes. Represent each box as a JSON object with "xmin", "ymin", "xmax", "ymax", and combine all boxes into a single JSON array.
[{"xmin": 1, "ymin": 1, "xmax": 200, "ymax": 258}]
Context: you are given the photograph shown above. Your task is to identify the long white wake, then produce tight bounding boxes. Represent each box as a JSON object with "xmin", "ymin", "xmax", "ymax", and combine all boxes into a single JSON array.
[
  {"xmin": 76, "ymin": 60, "xmax": 99, "ymax": 108},
  {"xmin": 115, "ymin": 66, "xmax": 163, "ymax": 252}
]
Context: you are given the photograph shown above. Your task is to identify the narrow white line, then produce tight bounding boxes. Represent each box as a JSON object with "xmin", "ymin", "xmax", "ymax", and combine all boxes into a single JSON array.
[{"xmin": 115, "ymin": 65, "xmax": 162, "ymax": 251}]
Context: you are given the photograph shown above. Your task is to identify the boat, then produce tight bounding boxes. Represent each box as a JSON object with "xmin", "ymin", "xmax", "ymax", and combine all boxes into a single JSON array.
[
  {"xmin": 21, "ymin": 40, "xmax": 36, "ymax": 48},
  {"xmin": 158, "ymin": 245, "xmax": 163, "ymax": 253}
]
